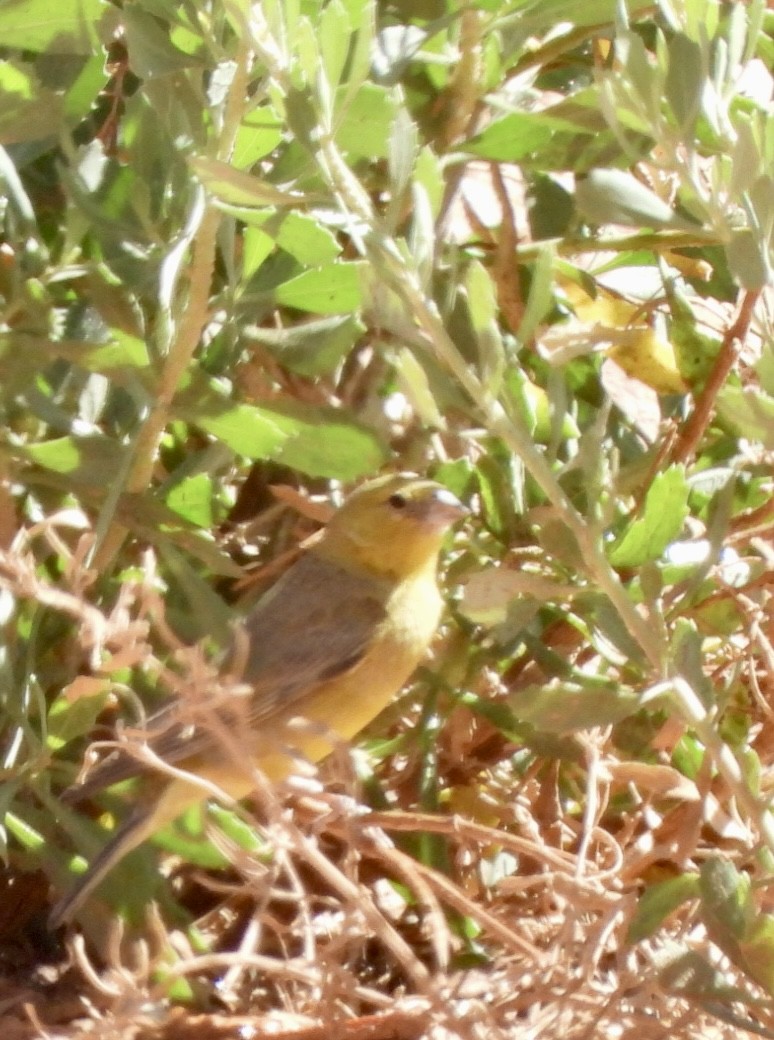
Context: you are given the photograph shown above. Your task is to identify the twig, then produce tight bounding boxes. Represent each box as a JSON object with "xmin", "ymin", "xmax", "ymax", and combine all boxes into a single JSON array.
[
  {"xmin": 370, "ymin": 840, "xmax": 544, "ymax": 963},
  {"xmin": 671, "ymin": 288, "xmax": 762, "ymax": 464}
]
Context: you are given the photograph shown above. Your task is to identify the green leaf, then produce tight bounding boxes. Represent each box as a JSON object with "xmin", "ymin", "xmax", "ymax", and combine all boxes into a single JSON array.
[
  {"xmin": 174, "ymin": 376, "xmax": 385, "ymax": 479},
  {"xmin": 465, "ymin": 260, "xmax": 503, "ymax": 389},
  {"xmin": 164, "ymin": 473, "xmax": 214, "ymax": 528},
  {"xmin": 270, "ymin": 211, "xmax": 341, "ymax": 265},
  {"xmin": 609, "ymin": 466, "xmax": 689, "ymax": 567},
  {"xmin": 5, "ymin": 811, "xmax": 46, "ymax": 852},
  {"xmin": 465, "ymin": 260, "xmax": 497, "ymax": 332},
  {"xmin": 700, "ymin": 857, "xmax": 751, "ymax": 944},
  {"xmin": 670, "ymin": 618, "xmax": 714, "ymax": 707},
  {"xmin": 18, "ymin": 434, "xmax": 125, "ymax": 484},
  {"xmin": 468, "ymin": 111, "xmax": 582, "ymax": 165},
  {"xmin": 697, "ymin": 856, "xmax": 774, "ymax": 997},
  {"xmin": 0, "ymin": 0, "xmax": 106, "ymax": 53},
  {"xmin": 241, "ymin": 226, "xmax": 274, "ymax": 278},
  {"xmin": 740, "ymin": 913, "xmax": 774, "ymax": 995},
  {"xmin": 517, "ymin": 244, "xmax": 555, "ymax": 347},
  {"xmin": 208, "ymin": 802, "xmax": 267, "ymax": 854},
  {"xmin": 335, "ymin": 83, "xmax": 398, "ymax": 159},
  {"xmin": 698, "ymin": 857, "xmax": 774, "ymax": 995},
  {"xmin": 658, "ymin": 948, "xmax": 741, "ymax": 1001},
  {"xmin": 265, "ymin": 400, "xmax": 388, "ymax": 480},
  {"xmin": 509, "ymin": 680, "xmax": 639, "ymax": 733},
  {"xmin": 152, "ymin": 805, "xmax": 242, "ymax": 868},
  {"xmin": 47, "ymin": 685, "xmax": 110, "ymax": 749},
  {"xmin": 0, "ymin": 783, "xmax": 18, "ymax": 859},
  {"xmin": 717, "ymin": 385, "xmax": 774, "ymax": 448},
  {"xmin": 666, "ymin": 287, "xmax": 722, "ymax": 387},
  {"xmin": 245, "ymin": 314, "xmax": 364, "ymax": 376},
  {"xmin": 467, "ymin": 93, "xmax": 651, "ymax": 173},
  {"xmin": 6, "ymin": 332, "xmax": 150, "ymax": 376},
  {"xmin": 80, "ymin": 331, "xmax": 151, "ymax": 371},
  {"xmin": 191, "ymin": 156, "xmax": 309, "ymax": 208},
  {"xmin": 180, "ymin": 399, "xmax": 288, "ymax": 460},
  {"xmin": 123, "ymin": 7, "xmax": 205, "ymax": 78},
  {"xmin": 319, "ymin": 0, "xmax": 352, "ymax": 91},
  {"xmin": 109, "ymin": 492, "xmax": 241, "ymax": 577},
  {"xmin": 394, "ymin": 348, "xmax": 445, "ymax": 428},
  {"xmin": 0, "ymin": 62, "xmax": 62, "ymax": 143},
  {"xmin": 627, "ymin": 873, "xmax": 700, "ymax": 943},
  {"xmin": 666, "ymin": 34, "xmax": 704, "ymax": 133},
  {"xmin": 578, "ymin": 592, "xmax": 648, "ymax": 665},
  {"xmin": 224, "ymin": 210, "xmax": 341, "ymax": 265},
  {"xmin": 725, "ymin": 228, "xmax": 772, "ymax": 290},
  {"xmin": 619, "ymin": 31, "xmax": 660, "ymax": 127},
  {"xmin": 274, "ymin": 262, "xmax": 365, "ymax": 314},
  {"xmin": 498, "ymin": 0, "xmax": 652, "ymax": 31},
  {"xmin": 294, "ymin": 17, "xmax": 321, "ymax": 89},
  {"xmin": 527, "ymin": 174, "xmax": 574, "ymax": 239},
  {"xmin": 575, "ymin": 169, "xmax": 701, "ymax": 231},
  {"xmin": 456, "ymin": 692, "xmax": 521, "ymax": 740},
  {"xmin": 232, "ymin": 107, "xmax": 284, "ymax": 169}
]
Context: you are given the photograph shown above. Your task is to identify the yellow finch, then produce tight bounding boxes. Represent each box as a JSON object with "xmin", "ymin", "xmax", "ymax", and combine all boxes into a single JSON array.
[{"xmin": 50, "ymin": 473, "xmax": 465, "ymax": 926}]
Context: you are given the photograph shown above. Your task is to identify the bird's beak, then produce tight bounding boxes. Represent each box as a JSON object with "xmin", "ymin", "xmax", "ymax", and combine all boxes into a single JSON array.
[{"xmin": 427, "ymin": 487, "xmax": 468, "ymax": 526}]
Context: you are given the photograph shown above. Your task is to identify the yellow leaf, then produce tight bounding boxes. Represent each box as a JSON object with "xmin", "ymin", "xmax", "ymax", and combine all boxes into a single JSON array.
[{"xmin": 608, "ymin": 328, "xmax": 687, "ymax": 394}]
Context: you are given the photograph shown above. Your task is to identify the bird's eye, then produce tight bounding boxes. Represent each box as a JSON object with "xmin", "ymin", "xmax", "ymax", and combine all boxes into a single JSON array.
[{"xmin": 388, "ymin": 492, "xmax": 408, "ymax": 510}]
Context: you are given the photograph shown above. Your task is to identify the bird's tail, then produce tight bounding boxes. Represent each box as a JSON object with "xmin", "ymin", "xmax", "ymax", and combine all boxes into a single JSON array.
[{"xmin": 48, "ymin": 804, "xmax": 157, "ymax": 930}]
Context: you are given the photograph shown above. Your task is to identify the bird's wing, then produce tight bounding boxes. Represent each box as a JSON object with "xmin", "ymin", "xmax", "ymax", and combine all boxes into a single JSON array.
[
  {"xmin": 240, "ymin": 551, "xmax": 388, "ymax": 723},
  {"xmin": 62, "ymin": 553, "xmax": 387, "ymax": 802}
]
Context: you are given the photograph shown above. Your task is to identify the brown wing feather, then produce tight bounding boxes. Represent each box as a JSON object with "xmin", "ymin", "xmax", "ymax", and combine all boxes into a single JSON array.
[
  {"xmin": 63, "ymin": 553, "xmax": 387, "ymax": 803},
  {"xmin": 240, "ymin": 553, "xmax": 387, "ymax": 722}
]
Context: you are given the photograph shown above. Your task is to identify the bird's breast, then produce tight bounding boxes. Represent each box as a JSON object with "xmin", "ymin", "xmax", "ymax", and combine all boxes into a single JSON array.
[{"xmin": 267, "ymin": 572, "xmax": 443, "ymax": 757}]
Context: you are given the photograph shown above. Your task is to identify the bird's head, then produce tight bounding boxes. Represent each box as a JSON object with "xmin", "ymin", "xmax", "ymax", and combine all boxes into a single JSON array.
[{"xmin": 318, "ymin": 473, "xmax": 467, "ymax": 580}]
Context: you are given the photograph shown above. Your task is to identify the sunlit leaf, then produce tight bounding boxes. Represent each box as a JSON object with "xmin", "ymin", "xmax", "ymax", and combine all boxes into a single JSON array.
[
  {"xmin": 18, "ymin": 434, "xmax": 125, "ymax": 484},
  {"xmin": 609, "ymin": 467, "xmax": 689, "ymax": 567},
  {"xmin": 0, "ymin": 0, "xmax": 106, "ymax": 53},
  {"xmin": 274, "ymin": 262, "xmax": 365, "ymax": 313},
  {"xmin": 628, "ymin": 873, "xmax": 700, "ymax": 943}
]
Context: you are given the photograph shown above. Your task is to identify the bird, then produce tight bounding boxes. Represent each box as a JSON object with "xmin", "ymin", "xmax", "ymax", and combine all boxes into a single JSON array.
[{"xmin": 49, "ymin": 472, "xmax": 466, "ymax": 927}]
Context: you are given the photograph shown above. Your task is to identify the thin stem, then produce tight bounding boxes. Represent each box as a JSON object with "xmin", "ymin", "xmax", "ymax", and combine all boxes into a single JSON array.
[{"xmin": 92, "ymin": 38, "xmax": 254, "ymax": 570}]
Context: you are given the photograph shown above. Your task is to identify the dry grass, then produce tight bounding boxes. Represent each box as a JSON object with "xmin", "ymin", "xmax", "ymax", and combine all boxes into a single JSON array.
[{"xmin": 3, "ymin": 518, "xmax": 774, "ymax": 1040}]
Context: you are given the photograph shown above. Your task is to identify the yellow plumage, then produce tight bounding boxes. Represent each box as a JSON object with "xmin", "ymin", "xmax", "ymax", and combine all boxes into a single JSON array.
[{"xmin": 49, "ymin": 473, "xmax": 465, "ymax": 927}]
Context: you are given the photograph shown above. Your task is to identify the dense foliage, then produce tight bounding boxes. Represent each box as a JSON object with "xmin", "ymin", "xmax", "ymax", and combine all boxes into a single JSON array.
[{"xmin": 0, "ymin": 0, "xmax": 772, "ymax": 1035}]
